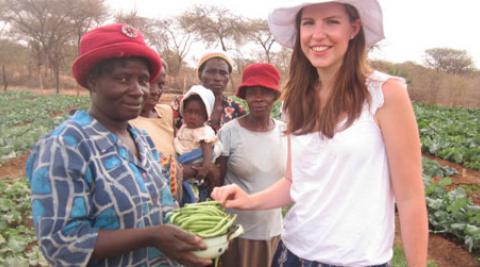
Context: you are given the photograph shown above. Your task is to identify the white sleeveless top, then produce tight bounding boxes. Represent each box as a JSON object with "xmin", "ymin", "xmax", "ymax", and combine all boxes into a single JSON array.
[{"xmin": 282, "ymin": 71, "xmax": 406, "ymax": 266}]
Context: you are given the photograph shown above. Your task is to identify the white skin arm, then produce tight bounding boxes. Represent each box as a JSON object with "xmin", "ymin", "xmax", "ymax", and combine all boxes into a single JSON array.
[
  {"xmin": 376, "ymin": 79, "xmax": 429, "ymax": 267},
  {"xmin": 211, "ymin": 135, "xmax": 294, "ymax": 210}
]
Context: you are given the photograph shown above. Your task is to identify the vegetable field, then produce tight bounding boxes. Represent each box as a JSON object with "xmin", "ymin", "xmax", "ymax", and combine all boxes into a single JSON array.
[{"xmin": 0, "ymin": 91, "xmax": 478, "ymax": 266}]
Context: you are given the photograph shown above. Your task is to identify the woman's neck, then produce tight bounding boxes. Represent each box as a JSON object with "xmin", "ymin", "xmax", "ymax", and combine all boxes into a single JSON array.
[
  {"xmin": 140, "ymin": 107, "xmax": 158, "ymax": 118},
  {"xmin": 89, "ymin": 108, "xmax": 129, "ymax": 136},
  {"xmin": 316, "ymin": 66, "xmax": 339, "ymax": 103},
  {"xmin": 239, "ymin": 114, "xmax": 273, "ymax": 132}
]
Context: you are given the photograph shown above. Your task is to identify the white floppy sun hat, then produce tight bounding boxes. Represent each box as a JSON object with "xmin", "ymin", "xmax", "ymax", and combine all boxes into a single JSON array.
[{"xmin": 267, "ymin": 0, "xmax": 384, "ymax": 49}]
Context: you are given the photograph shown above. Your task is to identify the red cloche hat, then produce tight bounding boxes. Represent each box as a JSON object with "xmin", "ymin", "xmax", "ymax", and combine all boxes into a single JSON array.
[
  {"xmin": 72, "ymin": 23, "xmax": 162, "ymax": 88},
  {"xmin": 236, "ymin": 63, "xmax": 281, "ymax": 99}
]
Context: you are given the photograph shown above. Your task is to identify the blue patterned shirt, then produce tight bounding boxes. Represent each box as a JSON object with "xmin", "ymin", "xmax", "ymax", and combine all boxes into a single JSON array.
[{"xmin": 26, "ymin": 111, "xmax": 180, "ymax": 267}]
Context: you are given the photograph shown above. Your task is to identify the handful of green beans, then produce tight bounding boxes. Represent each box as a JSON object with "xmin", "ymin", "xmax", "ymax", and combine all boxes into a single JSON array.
[{"xmin": 169, "ymin": 201, "xmax": 238, "ymax": 238}]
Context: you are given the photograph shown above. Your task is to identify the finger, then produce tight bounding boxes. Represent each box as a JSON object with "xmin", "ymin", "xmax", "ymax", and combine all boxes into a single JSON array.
[
  {"xmin": 177, "ymin": 253, "xmax": 212, "ymax": 267},
  {"xmin": 224, "ymin": 198, "xmax": 243, "ymax": 209},
  {"xmin": 173, "ymin": 229, "xmax": 207, "ymax": 249},
  {"xmin": 210, "ymin": 187, "xmax": 220, "ymax": 200}
]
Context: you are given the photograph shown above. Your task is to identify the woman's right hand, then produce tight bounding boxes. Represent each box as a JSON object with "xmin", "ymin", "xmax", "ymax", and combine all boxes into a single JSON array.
[
  {"xmin": 210, "ymin": 184, "xmax": 251, "ymax": 209},
  {"xmin": 150, "ymin": 224, "xmax": 212, "ymax": 266}
]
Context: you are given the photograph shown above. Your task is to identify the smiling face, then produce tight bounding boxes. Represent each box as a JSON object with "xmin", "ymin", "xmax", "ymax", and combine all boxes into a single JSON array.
[
  {"xmin": 199, "ymin": 58, "xmax": 230, "ymax": 96},
  {"xmin": 87, "ymin": 58, "xmax": 150, "ymax": 122},
  {"xmin": 299, "ymin": 2, "xmax": 360, "ymax": 72},
  {"xmin": 244, "ymin": 86, "xmax": 278, "ymax": 118}
]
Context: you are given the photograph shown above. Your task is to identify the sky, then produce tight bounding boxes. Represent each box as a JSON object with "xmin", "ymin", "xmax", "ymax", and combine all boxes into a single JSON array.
[{"xmin": 106, "ymin": 0, "xmax": 480, "ymax": 68}]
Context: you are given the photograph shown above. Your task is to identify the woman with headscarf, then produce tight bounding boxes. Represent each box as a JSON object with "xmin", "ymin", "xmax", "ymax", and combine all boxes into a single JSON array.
[
  {"xmin": 26, "ymin": 24, "xmax": 211, "ymax": 267},
  {"xmin": 172, "ymin": 51, "xmax": 246, "ymax": 133}
]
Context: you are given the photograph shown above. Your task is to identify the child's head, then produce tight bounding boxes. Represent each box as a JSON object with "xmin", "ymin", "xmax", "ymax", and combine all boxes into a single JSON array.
[
  {"xmin": 180, "ymin": 85, "xmax": 215, "ymax": 129},
  {"xmin": 182, "ymin": 95, "xmax": 208, "ymax": 129}
]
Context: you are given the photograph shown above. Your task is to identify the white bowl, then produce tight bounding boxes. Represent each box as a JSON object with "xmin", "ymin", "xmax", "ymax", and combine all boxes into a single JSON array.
[{"xmin": 193, "ymin": 224, "xmax": 244, "ymax": 259}]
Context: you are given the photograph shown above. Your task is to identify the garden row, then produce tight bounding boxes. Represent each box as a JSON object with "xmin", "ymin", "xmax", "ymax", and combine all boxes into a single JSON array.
[
  {"xmin": 0, "ymin": 91, "xmax": 90, "ymax": 163},
  {"xmin": 423, "ymin": 158, "xmax": 480, "ymax": 255},
  {"xmin": 415, "ymin": 103, "xmax": 480, "ymax": 170}
]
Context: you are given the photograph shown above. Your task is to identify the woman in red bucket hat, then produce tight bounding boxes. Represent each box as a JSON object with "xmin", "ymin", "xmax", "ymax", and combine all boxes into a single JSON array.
[
  {"xmin": 216, "ymin": 63, "xmax": 286, "ymax": 267},
  {"xmin": 212, "ymin": 1, "xmax": 428, "ymax": 266},
  {"xmin": 26, "ymin": 23, "xmax": 211, "ymax": 267}
]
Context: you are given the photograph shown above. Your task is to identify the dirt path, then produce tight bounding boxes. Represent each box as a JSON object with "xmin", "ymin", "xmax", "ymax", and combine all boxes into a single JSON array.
[
  {"xmin": 425, "ymin": 154, "xmax": 480, "ymax": 205},
  {"xmin": 395, "ymin": 216, "xmax": 479, "ymax": 267},
  {"xmin": 0, "ymin": 153, "xmax": 28, "ymax": 179}
]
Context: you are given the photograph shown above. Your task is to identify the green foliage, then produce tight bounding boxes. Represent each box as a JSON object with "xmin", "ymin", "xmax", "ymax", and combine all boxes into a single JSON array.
[
  {"xmin": 0, "ymin": 91, "xmax": 90, "ymax": 162},
  {"xmin": 422, "ymin": 157, "xmax": 458, "ymax": 177},
  {"xmin": 0, "ymin": 179, "xmax": 48, "ymax": 266},
  {"xmin": 415, "ymin": 103, "xmax": 480, "ymax": 170},
  {"xmin": 424, "ymin": 175, "xmax": 480, "ymax": 253},
  {"xmin": 230, "ymin": 96, "xmax": 283, "ymax": 120}
]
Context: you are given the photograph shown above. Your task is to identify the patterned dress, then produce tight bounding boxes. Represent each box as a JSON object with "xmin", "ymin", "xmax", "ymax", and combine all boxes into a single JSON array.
[{"xmin": 26, "ymin": 111, "xmax": 179, "ymax": 267}]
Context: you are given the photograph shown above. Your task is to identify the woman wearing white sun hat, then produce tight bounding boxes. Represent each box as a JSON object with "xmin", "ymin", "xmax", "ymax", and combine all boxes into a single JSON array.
[{"xmin": 211, "ymin": 1, "xmax": 428, "ymax": 266}]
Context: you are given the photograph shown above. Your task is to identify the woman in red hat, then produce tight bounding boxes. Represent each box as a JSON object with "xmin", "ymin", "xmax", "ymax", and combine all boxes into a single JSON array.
[
  {"xmin": 211, "ymin": 1, "xmax": 428, "ymax": 266},
  {"xmin": 216, "ymin": 63, "xmax": 286, "ymax": 267},
  {"xmin": 26, "ymin": 24, "xmax": 211, "ymax": 267}
]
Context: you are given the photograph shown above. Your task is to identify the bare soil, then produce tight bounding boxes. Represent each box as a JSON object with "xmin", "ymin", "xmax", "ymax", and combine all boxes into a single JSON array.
[
  {"xmin": 425, "ymin": 154, "xmax": 480, "ymax": 205},
  {"xmin": 395, "ymin": 216, "xmax": 479, "ymax": 267}
]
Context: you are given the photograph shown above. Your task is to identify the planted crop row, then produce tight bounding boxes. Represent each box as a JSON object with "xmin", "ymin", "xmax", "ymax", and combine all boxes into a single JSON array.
[
  {"xmin": 423, "ymin": 158, "xmax": 480, "ymax": 253},
  {"xmin": 415, "ymin": 103, "xmax": 480, "ymax": 170},
  {"xmin": 0, "ymin": 179, "xmax": 47, "ymax": 266},
  {"xmin": 0, "ymin": 91, "xmax": 90, "ymax": 163}
]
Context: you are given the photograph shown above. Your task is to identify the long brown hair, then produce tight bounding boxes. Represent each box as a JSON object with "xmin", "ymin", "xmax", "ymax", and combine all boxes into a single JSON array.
[{"xmin": 283, "ymin": 4, "xmax": 370, "ymax": 138}]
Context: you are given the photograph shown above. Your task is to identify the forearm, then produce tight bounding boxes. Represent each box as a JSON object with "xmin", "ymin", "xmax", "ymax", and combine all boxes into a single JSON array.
[
  {"xmin": 397, "ymin": 197, "xmax": 429, "ymax": 267},
  {"xmin": 92, "ymin": 227, "xmax": 153, "ymax": 261},
  {"xmin": 249, "ymin": 177, "xmax": 293, "ymax": 210},
  {"xmin": 201, "ymin": 142, "xmax": 213, "ymax": 165}
]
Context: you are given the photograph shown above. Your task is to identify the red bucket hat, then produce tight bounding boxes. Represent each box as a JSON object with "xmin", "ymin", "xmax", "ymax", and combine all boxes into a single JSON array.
[
  {"xmin": 72, "ymin": 23, "xmax": 162, "ymax": 88},
  {"xmin": 236, "ymin": 63, "xmax": 281, "ymax": 99}
]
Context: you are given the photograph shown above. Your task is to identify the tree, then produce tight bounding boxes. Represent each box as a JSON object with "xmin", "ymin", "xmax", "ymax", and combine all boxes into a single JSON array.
[
  {"xmin": 424, "ymin": 48, "xmax": 475, "ymax": 74},
  {"xmin": 150, "ymin": 17, "xmax": 194, "ymax": 76},
  {"xmin": 4, "ymin": 0, "xmax": 108, "ymax": 93},
  {"xmin": 179, "ymin": 5, "xmax": 246, "ymax": 52},
  {"xmin": 244, "ymin": 18, "xmax": 275, "ymax": 63},
  {"xmin": 67, "ymin": 0, "xmax": 108, "ymax": 50}
]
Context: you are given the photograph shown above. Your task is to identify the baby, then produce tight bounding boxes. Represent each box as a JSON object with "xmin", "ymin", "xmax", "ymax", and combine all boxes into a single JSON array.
[{"xmin": 174, "ymin": 85, "xmax": 222, "ymax": 179}]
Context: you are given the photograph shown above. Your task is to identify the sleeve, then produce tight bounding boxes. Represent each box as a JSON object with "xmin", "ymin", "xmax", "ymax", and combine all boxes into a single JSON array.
[
  {"xmin": 28, "ymin": 135, "xmax": 98, "ymax": 266},
  {"xmin": 369, "ymin": 71, "xmax": 407, "ymax": 115},
  {"xmin": 217, "ymin": 124, "xmax": 232, "ymax": 157},
  {"xmin": 193, "ymin": 126, "xmax": 217, "ymax": 144}
]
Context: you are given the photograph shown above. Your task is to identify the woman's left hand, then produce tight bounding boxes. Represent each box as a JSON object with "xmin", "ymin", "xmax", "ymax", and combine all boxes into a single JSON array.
[{"xmin": 150, "ymin": 224, "xmax": 212, "ymax": 266}]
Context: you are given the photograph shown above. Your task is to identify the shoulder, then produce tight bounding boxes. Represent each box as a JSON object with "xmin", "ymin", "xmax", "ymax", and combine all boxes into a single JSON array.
[
  {"xmin": 380, "ymin": 76, "xmax": 410, "ymax": 109},
  {"xmin": 133, "ymin": 127, "xmax": 155, "ymax": 146},
  {"xmin": 366, "ymin": 70, "xmax": 408, "ymax": 113},
  {"xmin": 40, "ymin": 113, "xmax": 90, "ymax": 149},
  {"xmin": 218, "ymin": 118, "xmax": 239, "ymax": 133},
  {"xmin": 201, "ymin": 125, "xmax": 216, "ymax": 136}
]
